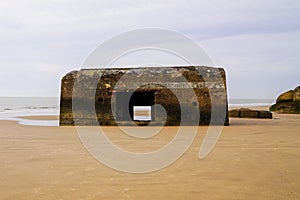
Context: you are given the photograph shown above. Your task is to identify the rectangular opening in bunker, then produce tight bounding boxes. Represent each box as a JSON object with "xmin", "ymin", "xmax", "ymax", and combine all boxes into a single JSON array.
[{"xmin": 133, "ymin": 106, "xmax": 151, "ymax": 121}]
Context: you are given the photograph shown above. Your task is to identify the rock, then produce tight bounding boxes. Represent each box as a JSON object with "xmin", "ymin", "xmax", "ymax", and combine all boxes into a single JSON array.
[
  {"xmin": 293, "ymin": 86, "xmax": 300, "ymax": 102},
  {"xmin": 276, "ymin": 90, "xmax": 293, "ymax": 103},
  {"xmin": 229, "ymin": 108, "xmax": 272, "ymax": 119},
  {"xmin": 270, "ymin": 86, "xmax": 300, "ymax": 114},
  {"xmin": 269, "ymin": 101, "xmax": 300, "ymax": 114}
]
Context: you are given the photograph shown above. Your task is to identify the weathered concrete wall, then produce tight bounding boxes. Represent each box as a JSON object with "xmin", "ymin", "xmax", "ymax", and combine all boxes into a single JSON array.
[
  {"xmin": 229, "ymin": 108, "xmax": 272, "ymax": 119},
  {"xmin": 60, "ymin": 66, "xmax": 229, "ymax": 126}
]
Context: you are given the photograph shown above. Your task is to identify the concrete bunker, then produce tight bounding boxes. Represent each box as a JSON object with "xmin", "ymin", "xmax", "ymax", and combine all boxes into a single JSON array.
[{"xmin": 59, "ymin": 66, "xmax": 229, "ymax": 126}]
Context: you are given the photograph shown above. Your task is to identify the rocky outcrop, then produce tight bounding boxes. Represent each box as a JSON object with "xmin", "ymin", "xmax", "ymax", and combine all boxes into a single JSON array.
[
  {"xmin": 276, "ymin": 90, "xmax": 294, "ymax": 103},
  {"xmin": 229, "ymin": 108, "xmax": 272, "ymax": 119},
  {"xmin": 270, "ymin": 86, "xmax": 300, "ymax": 114}
]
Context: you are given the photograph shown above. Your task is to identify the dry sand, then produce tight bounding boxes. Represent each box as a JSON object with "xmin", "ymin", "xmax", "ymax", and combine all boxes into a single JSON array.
[{"xmin": 0, "ymin": 111, "xmax": 299, "ymax": 199}]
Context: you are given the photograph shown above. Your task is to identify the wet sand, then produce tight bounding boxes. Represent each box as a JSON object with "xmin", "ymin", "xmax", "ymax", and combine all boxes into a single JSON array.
[
  {"xmin": 0, "ymin": 112, "xmax": 299, "ymax": 199},
  {"xmin": 16, "ymin": 115, "xmax": 59, "ymax": 121}
]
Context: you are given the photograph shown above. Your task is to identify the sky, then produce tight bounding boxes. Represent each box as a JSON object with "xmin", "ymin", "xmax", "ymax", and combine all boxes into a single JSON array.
[{"xmin": 0, "ymin": 0, "xmax": 299, "ymax": 99}]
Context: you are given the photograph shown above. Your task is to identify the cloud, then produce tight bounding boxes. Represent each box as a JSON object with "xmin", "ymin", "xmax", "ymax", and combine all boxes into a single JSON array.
[
  {"xmin": 1, "ymin": 0, "xmax": 299, "ymax": 41},
  {"xmin": 202, "ymin": 30, "xmax": 300, "ymax": 98},
  {"xmin": 0, "ymin": 0, "xmax": 299, "ymax": 97}
]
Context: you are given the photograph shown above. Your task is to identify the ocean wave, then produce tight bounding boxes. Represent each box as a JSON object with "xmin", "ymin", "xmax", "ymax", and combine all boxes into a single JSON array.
[
  {"xmin": 22, "ymin": 106, "xmax": 58, "ymax": 110},
  {"xmin": 0, "ymin": 108, "xmax": 13, "ymax": 112},
  {"xmin": 0, "ymin": 107, "xmax": 59, "ymax": 115},
  {"xmin": 229, "ymin": 103, "xmax": 273, "ymax": 108}
]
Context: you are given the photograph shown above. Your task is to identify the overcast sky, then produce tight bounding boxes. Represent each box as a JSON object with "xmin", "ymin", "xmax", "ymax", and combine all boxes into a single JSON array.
[{"xmin": 0, "ymin": 0, "xmax": 299, "ymax": 98}]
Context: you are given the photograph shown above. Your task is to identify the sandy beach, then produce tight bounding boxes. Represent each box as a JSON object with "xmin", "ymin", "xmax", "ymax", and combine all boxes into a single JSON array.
[
  {"xmin": 1, "ymin": 0, "xmax": 299, "ymax": 199},
  {"xmin": 0, "ymin": 111, "xmax": 299, "ymax": 200}
]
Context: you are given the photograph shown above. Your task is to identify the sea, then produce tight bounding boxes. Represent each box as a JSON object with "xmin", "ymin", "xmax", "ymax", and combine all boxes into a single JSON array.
[
  {"xmin": 0, "ymin": 97, "xmax": 275, "ymax": 127},
  {"xmin": 0, "ymin": 97, "xmax": 59, "ymax": 126}
]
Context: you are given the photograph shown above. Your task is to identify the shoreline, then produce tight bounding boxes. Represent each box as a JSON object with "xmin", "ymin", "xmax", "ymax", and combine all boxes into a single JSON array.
[{"xmin": 14, "ymin": 105, "xmax": 272, "ymax": 123}]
